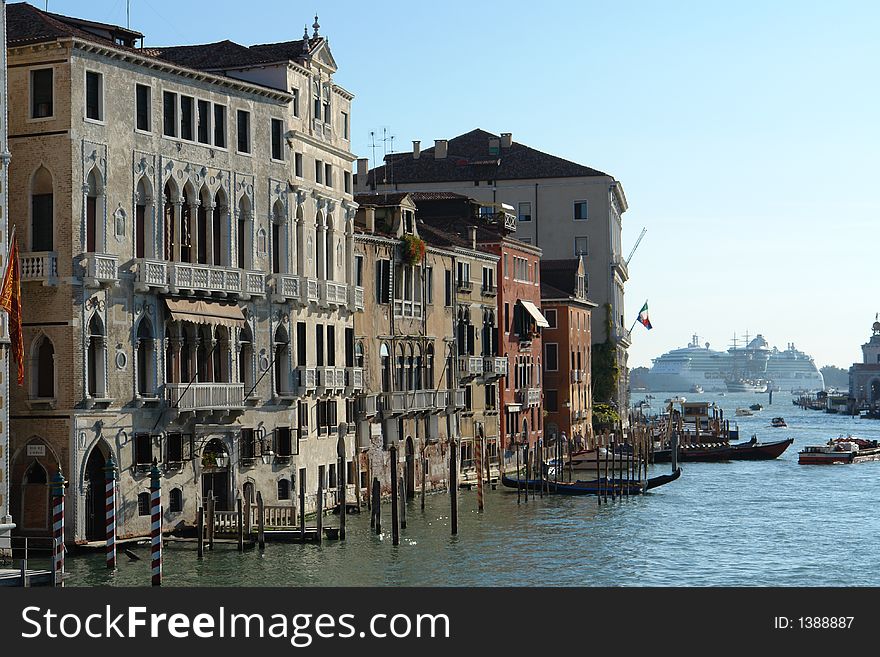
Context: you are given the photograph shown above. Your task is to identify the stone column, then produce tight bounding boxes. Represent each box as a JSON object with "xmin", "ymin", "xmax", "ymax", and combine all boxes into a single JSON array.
[
  {"xmin": 204, "ymin": 202, "xmax": 215, "ymax": 266},
  {"xmin": 173, "ymin": 201, "xmax": 184, "ymax": 263}
]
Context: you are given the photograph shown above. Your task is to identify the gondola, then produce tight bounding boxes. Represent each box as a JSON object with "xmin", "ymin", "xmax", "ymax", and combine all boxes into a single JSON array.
[
  {"xmin": 501, "ymin": 467, "xmax": 681, "ymax": 496},
  {"xmin": 652, "ymin": 436, "xmax": 793, "ymax": 462}
]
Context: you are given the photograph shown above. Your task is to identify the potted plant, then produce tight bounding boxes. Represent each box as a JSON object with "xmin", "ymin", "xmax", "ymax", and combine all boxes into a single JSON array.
[{"xmin": 401, "ymin": 235, "xmax": 426, "ymax": 265}]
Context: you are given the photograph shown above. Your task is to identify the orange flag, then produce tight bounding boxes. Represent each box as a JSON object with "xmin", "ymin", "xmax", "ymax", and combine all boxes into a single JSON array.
[{"xmin": 0, "ymin": 230, "xmax": 24, "ymax": 385}]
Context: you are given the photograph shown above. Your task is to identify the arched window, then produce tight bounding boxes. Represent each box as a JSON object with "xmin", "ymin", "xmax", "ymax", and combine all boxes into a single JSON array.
[
  {"xmin": 380, "ymin": 343, "xmax": 391, "ymax": 393},
  {"xmin": 181, "ymin": 184, "xmax": 195, "ymax": 263},
  {"xmin": 354, "ymin": 341, "xmax": 364, "ymax": 368},
  {"xmin": 426, "ymin": 344, "xmax": 435, "ymax": 389},
  {"xmin": 34, "ymin": 335, "xmax": 55, "ymax": 398},
  {"xmin": 277, "ymin": 478, "xmax": 291, "ymax": 500},
  {"xmin": 414, "ymin": 345, "xmax": 423, "ymax": 391},
  {"xmin": 315, "ymin": 211, "xmax": 325, "ymax": 279},
  {"xmin": 196, "ymin": 325, "xmax": 210, "ymax": 382},
  {"xmin": 137, "ymin": 491, "xmax": 150, "ymax": 516},
  {"xmin": 31, "ymin": 166, "xmax": 54, "ymax": 251},
  {"xmin": 197, "ymin": 185, "xmax": 211, "ymax": 264},
  {"xmin": 24, "ymin": 460, "xmax": 47, "ymax": 484},
  {"xmin": 214, "ymin": 326, "xmax": 230, "ymax": 383},
  {"xmin": 295, "ymin": 205, "xmax": 305, "ymax": 275},
  {"xmin": 237, "ymin": 196, "xmax": 252, "ymax": 269},
  {"xmin": 169, "ymin": 488, "xmax": 183, "ymax": 513},
  {"xmin": 135, "ymin": 177, "xmax": 152, "ymax": 259},
  {"xmin": 213, "ymin": 188, "xmax": 229, "ymax": 266},
  {"xmin": 274, "ymin": 324, "xmax": 290, "ymax": 395},
  {"xmin": 395, "ymin": 344, "xmax": 406, "ymax": 391},
  {"xmin": 164, "ymin": 325, "xmax": 175, "ymax": 385},
  {"xmin": 86, "ymin": 313, "xmax": 106, "ymax": 397},
  {"xmin": 85, "ymin": 168, "xmax": 103, "ymax": 253},
  {"xmin": 271, "ymin": 200, "xmax": 286, "ymax": 274},
  {"xmin": 163, "ymin": 181, "xmax": 178, "ymax": 261},
  {"xmin": 238, "ymin": 323, "xmax": 254, "ymax": 391},
  {"xmin": 136, "ymin": 318, "xmax": 154, "ymax": 396},
  {"xmin": 325, "ymin": 214, "xmax": 334, "ymax": 281}
]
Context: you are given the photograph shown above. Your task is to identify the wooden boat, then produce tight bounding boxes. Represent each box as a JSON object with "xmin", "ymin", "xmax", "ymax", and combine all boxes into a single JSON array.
[
  {"xmin": 501, "ymin": 468, "xmax": 681, "ymax": 496},
  {"xmin": 735, "ymin": 408, "xmax": 753, "ymax": 416},
  {"xmin": 798, "ymin": 437, "xmax": 880, "ymax": 464},
  {"xmin": 652, "ymin": 436, "xmax": 793, "ymax": 462},
  {"xmin": 770, "ymin": 417, "xmax": 786, "ymax": 427},
  {"xmin": 749, "ymin": 403, "xmax": 763, "ymax": 411},
  {"xmin": 547, "ymin": 448, "xmax": 634, "ymax": 474}
]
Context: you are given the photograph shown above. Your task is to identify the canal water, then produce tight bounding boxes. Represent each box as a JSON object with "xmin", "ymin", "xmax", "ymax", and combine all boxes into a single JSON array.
[{"xmin": 65, "ymin": 391, "xmax": 880, "ymax": 587}]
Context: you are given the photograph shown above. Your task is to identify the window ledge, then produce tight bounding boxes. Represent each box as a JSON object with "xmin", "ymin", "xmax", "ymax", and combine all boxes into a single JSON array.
[{"xmin": 26, "ymin": 398, "xmax": 56, "ymax": 410}]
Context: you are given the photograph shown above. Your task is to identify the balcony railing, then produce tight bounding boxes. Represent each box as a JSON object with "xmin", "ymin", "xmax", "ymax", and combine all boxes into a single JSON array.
[
  {"xmin": 483, "ymin": 356, "xmax": 508, "ymax": 378},
  {"xmin": 297, "ymin": 366, "xmax": 317, "ymax": 392},
  {"xmin": 381, "ymin": 390, "xmax": 437, "ymax": 415},
  {"xmin": 357, "ymin": 393, "xmax": 378, "ymax": 418},
  {"xmin": 134, "ymin": 258, "xmax": 266, "ymax": 297},
  {"xmin": 456, "ymin": 279, "xmax": 473, "ymax": 292},
  {"xmin": 349, "ymin": 285, "xmax": 365, "ymax": 312},
  {"xmin": 345, "ymin": 367, "xmax": 364, "ymax": 391},
  {"xmin": 301, "ymin": 278, "xmax": 320, "ymax": 304},
  {"xmin": 319, "ymin": 280, "xmax": 348, "ymax": 307},
  {"xmin": 393, "ymin": 299, "xmax": 422, "ymax": 319},
  {"xmin": 20, "ymin": 252, "xmax": 58, "ymax": 284},
  {"xmin": 517, "ymin": 388, "xmax": 541, "ymax": 407},
  {"xmin": 317, "ymin": 366, "xmax": 346, "ymax": 390},
  {"xmin": 165, "ymin": 383, "xmax": 244, "ymax": 411},
  {"xmin": 82, "ymin": 253, "xmax": 118, "ymax": 287},
  {"xmin": 615, "ymin": 326, "xmax": 632, "ymax": 346},
  {"xmin": 481, "ymin": 285, "xmax": 497, "ymax": 297},
  {"xmin": 458, "ymin": 355, "xmax": 483, "ymax": 379},
  {"xmin": 270, "ymin": 274, "xmax": 300, "ymax": 303}
]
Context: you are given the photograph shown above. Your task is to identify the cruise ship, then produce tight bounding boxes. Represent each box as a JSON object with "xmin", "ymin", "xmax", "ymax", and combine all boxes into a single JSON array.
[{"xmin": 641, "ymin": 334, "xmax": 824, "ymax": 393}]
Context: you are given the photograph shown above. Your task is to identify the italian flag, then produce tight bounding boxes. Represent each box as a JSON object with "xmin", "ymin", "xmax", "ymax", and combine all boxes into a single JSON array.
[{"xmin": 638, "ymin": 301, "xmax": 652, "ymax": 330}]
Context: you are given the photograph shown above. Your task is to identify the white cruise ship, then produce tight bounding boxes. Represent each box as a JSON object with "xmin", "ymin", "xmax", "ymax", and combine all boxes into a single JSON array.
[{"xmin": 642, "ymin": 334, "xmax": 824, "ymax": 393}]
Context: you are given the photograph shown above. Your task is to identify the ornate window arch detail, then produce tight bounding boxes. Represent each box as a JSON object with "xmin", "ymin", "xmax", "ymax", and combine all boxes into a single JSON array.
[
  {"xmin": 237, "ymin": 194, "xmax": 254, "ymax": 269},
  {"xmin": 86, "ymin": 312, "xmax": 107, "ymax": 398},
  {"xmin": 31, "ymin": 165, "xmax": 55, "ymax": 252},
  {"xmin": 135, "ymin": 316, "xmax": 156, "ymax": 397},
  {"xmin": 273, "ymin": 323, "xmax": 291, "ymax": 396},
  {"xmin": 238, "ymin": 321, "xmax": 255, "ymax": 393},
  {"xmin": 31, "ymin": 333, "xmax": 55, "ymax": 399}
]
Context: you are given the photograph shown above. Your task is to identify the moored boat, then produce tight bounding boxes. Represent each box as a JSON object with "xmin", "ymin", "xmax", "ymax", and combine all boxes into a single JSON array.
[
  {"xmin": 501, "ymin": 468, "xmax": 682, "ymax": 496},
  {"xmin": 798, "ymin": 437, "xmax": 880, "ymax": 464},
  {"xmin": 749, "ymin": 403, "xmax": 763, "ymax": 411},
  {"xmin": 652, "ymin": 436, "xmax": 793, "ymax": 462},
  {"xmin": 770, "ymin": 417, "xmax": 786, "ymax": 427},
  {"xmin": 735, "ymin": 407, "xmax": 753, "ymax": 416}
]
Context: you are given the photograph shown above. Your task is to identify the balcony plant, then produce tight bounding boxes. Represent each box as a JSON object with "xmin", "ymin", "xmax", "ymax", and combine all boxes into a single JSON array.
[{"xmin": 401, "ymin": 235, "xmax": 426, "ymax": 265}]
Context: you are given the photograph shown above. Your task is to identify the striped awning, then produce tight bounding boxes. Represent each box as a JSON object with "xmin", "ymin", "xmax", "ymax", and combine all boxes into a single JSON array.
[
  {"xmin": 165, "ymin": 299, "xmax": 245, "ymax": 328},
  {"xmin": 519, "ymin": 300, "xmax": 550, "ymax": 328}
]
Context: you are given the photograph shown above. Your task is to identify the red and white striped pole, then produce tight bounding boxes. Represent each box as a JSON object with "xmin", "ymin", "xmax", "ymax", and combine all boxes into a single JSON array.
[
  {"xmin": 50, "ymin": 468, "xmax": 66, "ymax": 586},
  {"xmin": 475, "ymin": 437, "xmax": 484, "ymax": 512},
  {"xmin": 104, "ymin": 455, "xmax": 117, "ymax": 570},
  {"xmin": 150, "ymin": 459, "xmax": 162, "ymax": 586}
]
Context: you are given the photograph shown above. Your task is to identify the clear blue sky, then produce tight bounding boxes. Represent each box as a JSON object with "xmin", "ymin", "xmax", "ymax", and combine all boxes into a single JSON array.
[{"xmin": 38, "ymin": 0, "xmax": 880, "ymax": 368}]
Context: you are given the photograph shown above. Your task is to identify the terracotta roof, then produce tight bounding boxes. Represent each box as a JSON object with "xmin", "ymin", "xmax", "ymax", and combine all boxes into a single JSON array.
[
  {"xmin": 154, "ymin": 37, "xmax": 322, "ymax": 71},
  {"xmin": 7, "ymin": 2, "xmax": 118, "ymax": 46},
  {"xmin": 354, "ymin": 192, "xmax": 411, "ymax": 207},
  {"xmin": 540, "ymin": 259, "xmax": 581, "ymax": 296},
  {"xmin": 367, "ymin": 129, "xmax": 609, "ymax": 185}
]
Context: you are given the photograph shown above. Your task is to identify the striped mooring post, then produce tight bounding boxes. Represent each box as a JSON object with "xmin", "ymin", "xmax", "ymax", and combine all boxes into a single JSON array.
[
  {"xmin": 150, "ymin": 459, "xmax": 162, "ymax": 586},
  {"xmin": 50, "ymin": 468, "xmax": 66, "ymax": 587},
  {"xmin": 475, "ymin": 437, "xmax": 484, "ymax": 512},
  {"xmin": 104, "ymin": 455, "xmax": 117, "ymax": 569}
]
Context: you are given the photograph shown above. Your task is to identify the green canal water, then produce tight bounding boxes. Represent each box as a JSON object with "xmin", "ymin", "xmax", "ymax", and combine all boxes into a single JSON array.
[{"xmin": 63, "ymin": 392, "xmax": 880, "ymax": 586}]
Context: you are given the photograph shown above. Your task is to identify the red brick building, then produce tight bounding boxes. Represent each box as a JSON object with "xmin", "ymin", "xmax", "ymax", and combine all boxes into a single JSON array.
[{"xmin": 540, "ymin": 259, "xmax": 595, "ymax": 449}]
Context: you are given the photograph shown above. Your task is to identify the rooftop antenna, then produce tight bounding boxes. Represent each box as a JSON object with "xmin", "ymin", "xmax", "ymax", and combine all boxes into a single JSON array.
[{"xmin": 127, "ymin": 0, "xmax": 131, "ymax": 29}]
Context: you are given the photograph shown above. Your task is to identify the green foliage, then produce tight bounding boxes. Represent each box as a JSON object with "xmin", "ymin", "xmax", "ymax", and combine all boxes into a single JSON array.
[
  {"xmin": 592, "ymin": 402, "xmax": 620, "ymax": 431},
  {"xmin": 591, "ymin": 303, "xmax": 620, "ymax": 404}
]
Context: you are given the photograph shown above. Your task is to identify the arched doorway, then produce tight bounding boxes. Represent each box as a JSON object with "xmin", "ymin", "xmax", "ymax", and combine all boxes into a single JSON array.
[
  {"xmin": 201, "ymin": 438, "xmax": 230, "ymax": 511},
  {"xmin": 20, "ymin": 460, "xmax": 49, "ymax": 532},
  {"xmin": 83, "ymin": 442, "xmax": 111, "ymax": 541},
  {"xmin": 405, "ymin": 437, "xmax": 415, "ymax": 499}
]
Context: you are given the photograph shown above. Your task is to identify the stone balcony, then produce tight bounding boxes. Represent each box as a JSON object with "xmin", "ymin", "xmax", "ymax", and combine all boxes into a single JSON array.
[
  {"xmin": 516, "ymin": 387, "xmax": 541, "ymax": 407},
  {"xmin": 82, "ymin": 253, "xmax": 119, "ymax": 288},
  {"xmin": 483, "ymin": 356, "xmax": 508, "ymax": 379},
  {"xmin": 133, "ymin": 258, "xmax": 266, "ymax": 298},
  {"xmin": 165, "ymin": 382, "xmax": 244, "ymax": 413},
  {"xmin": 393, "ymin": 299, "xmax": 422, "ymax": 319},
  {"xmin": 319, "ymin": 280, "xmax": 348, "ymax": 308},
  {"xmin": 381, "ymin": 390, "xmax": 436, "ymax": 416},
  {"xmin": 296, "ymin": 366, "xmax": 317, "ymax": 393},
  {"xmin": 270, "ymin": 274, "xmax": 301, "ymax": 303},
  {"xmin": 348, "ymin": 285, "xmax": 365, "ymax": 312},
  {"xmin": 317, "ymin": 366, "xmax": 346, "ymax": 391},
  {"xmin": 458, "ymin": 355, "xmax": 483, "ymax": 380},
  {"xmin": 357, "ymin": 393, "xmax": 378, "ymax": 419},
  {"xmin": 20, "ymin": 252, "xmax": 58, "ymax": 285},
  {"xmin": 345, "ymin": 367, "xmax": 364, "ymax": 391}
]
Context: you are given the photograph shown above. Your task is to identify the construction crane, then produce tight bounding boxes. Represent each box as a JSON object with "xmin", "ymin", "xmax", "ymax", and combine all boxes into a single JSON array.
[{"xmin": 625, "ymin": 227, "xmax": 647, "ymax": 266}]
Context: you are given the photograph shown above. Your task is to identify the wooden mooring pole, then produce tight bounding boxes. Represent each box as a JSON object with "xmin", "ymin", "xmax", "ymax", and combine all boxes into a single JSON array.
[
  {"xmin": 475, "ymin": 436, "xmax": 484, "ymax": 512},
  {"xmin": 399, "ymin": 475, "xmax": 407, "ymax": 529},
  {"xmin": 372, "ymin": 477, "xmax": 381, "ymax": 535},
  {"xmin": 104, "ymin": 456, "xmax": 117, "ymax": 570},
  {"xmin": 206, "ymin": 490, "xmax": 215, "ymax": 551},
  {"xmin": 256, "ymin": 491, "xmax": 265, "ymax": 551},
  {"xmin": 237, "ymin": 497, "xmax": 244, "ymax": 552},
  {"xmin": 300, "ymin": 470, "xmax": 307, "ymax": 540},
  {"xmin": 516, "ymin": 442, "xmax": 522, "ymax": 504},
  {"xmin": 150, "ymin": 461, "xmax": 162, "ymax": 586},
  {"xmin": 50, "ymin": 469, "xmax": 65, "ymax": 587},
  {"xmin": 449, "ymin": 439, "xmax": 458, "ymax": 536},
  {"xmin": 316, "ymin": 483, "xmax": 323, "ymax": 545},
  {"xmin": 390, "ymin": 444, "xmax": 399, "ymax": 545},
  {"xmin": 197, "ymin": 506, "xmax": 204, "ymax": 558},
  {"xmin": 421, "ymin": 451, "xmax": 427, "ymax": 512},
  {"xmin": 339, "ymin": 454, "xmax": 347, "ymax": 541}
]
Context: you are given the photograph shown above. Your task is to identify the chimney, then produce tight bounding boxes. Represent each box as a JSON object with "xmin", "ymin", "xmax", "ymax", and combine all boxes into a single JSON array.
[
  {"xmin": 365, "ymin": 206, "xmax": 376, "ymax": 234},
  {"xmin": 500, "ymin": 132, "xmax": 512, "ymax": 148},
  {"xmin": 412, "ymin": 141, "xmax": 421, "ymax": 159},
  {"xmin": 434, "ymin": 139, "xmax": 448, "ymax": 159},
  {"xmin": 355, "ymin": 157, "xmax": 368, "ymax": 192},
  {"xmin": 469, "ymin": 226, "xmax": 477, "ymax": 250}
]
